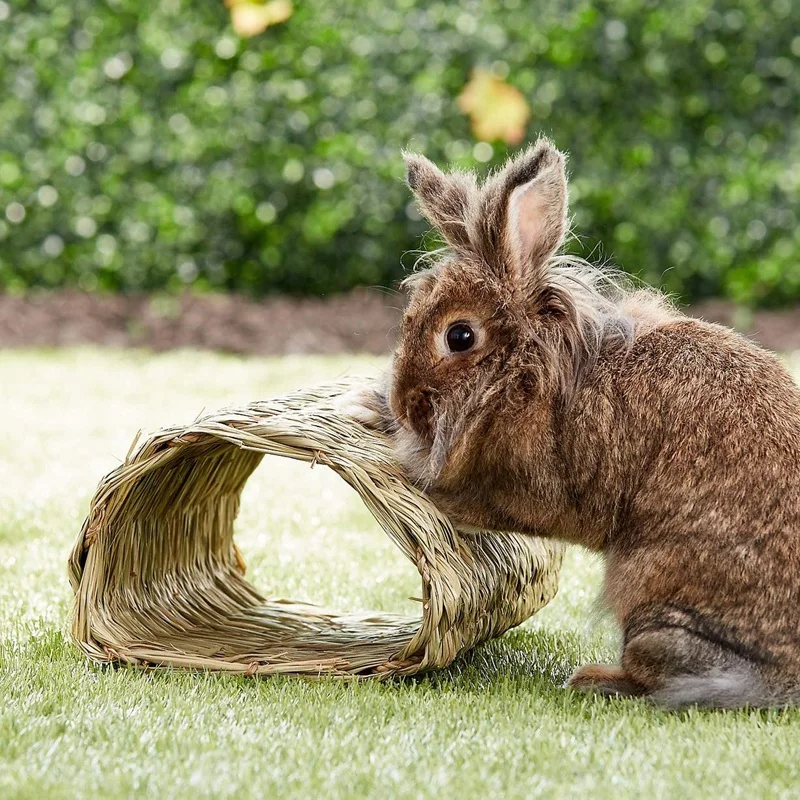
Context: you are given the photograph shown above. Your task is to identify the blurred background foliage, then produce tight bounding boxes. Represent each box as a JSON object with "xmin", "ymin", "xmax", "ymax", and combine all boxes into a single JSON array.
[{"xmin": 0, "ymin": 0, "xmax": 798, "ymax": 305}]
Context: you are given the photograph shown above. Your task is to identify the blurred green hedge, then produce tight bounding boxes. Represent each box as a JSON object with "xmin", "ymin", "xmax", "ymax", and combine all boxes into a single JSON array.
[{"xmin": 0, "ymin": 0, "xmax": 798, "ymax": 304}]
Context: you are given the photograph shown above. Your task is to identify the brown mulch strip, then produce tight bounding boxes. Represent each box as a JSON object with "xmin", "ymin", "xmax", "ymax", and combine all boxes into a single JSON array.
[
  {"xmin": 1, "ymin": 289, "xmax": 799, "ymax": 355},
  {"xmin": 0, "ymin": 289, "xmax": 402, "ymax": 355}
]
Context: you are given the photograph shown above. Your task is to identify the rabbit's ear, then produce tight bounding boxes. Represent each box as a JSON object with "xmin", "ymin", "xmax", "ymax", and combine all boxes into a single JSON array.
[
  {"xmin": 493, "ymin": 139, "xmax": 568, "ymax": 287},
  {"xmin": 404, "ymin": 152, "xmax": 476, "ymax": 252}
]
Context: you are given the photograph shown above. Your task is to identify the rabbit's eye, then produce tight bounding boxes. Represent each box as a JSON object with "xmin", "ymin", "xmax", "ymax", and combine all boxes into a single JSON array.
[{"xmin": 445, "ymin": 322, "xmax": 475, "ymax": 353}]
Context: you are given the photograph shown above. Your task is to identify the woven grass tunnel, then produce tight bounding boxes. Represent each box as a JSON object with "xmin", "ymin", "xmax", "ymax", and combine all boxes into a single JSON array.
[{"xmin": 68, "ymin": 381, "xmax": 564, "ymax": 678}]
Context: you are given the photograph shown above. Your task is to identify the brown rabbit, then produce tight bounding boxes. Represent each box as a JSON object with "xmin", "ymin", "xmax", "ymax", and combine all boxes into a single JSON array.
[{"xmin": 350, "ymin": 138, "xmax": 800, "ymax": 708}]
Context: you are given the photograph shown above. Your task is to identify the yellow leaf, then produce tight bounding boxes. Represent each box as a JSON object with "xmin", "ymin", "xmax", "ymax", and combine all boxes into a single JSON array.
[
  {"xmin": 457, "ymin": 70, "xmax": 531, "ymax": 146},
  {"xmin": 228, "ymin": 0, "xmax": 293, "ymax": 38}
]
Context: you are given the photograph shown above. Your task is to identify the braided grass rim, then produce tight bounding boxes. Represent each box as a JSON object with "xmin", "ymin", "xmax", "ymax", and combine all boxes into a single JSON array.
[{"xmin": 68, "ymin": 380, "xmax": 564, "ymax": 678}]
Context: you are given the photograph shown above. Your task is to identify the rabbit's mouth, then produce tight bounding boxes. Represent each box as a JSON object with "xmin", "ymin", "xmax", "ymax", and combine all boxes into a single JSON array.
[{"xmin": 392, "ymin": 394, "xmax": 475, "ymax": 492}]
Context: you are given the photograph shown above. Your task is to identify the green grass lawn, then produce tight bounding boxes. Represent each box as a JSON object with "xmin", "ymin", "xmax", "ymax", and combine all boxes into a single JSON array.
[{"xmin": 2, "ymin": 349, "xmax": 800, "ymax": 799}]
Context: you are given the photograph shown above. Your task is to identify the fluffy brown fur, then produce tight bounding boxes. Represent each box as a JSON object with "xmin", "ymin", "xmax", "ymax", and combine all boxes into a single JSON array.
[{"xmin": 351, "ymin": 138, "xmax": 800, "ymax": 708}]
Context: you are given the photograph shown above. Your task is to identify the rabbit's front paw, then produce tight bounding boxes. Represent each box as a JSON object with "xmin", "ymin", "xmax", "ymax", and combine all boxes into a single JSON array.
[
  {"xmin": 334, "ymin": 384, "xmax": 393, "ymax": 432},
  {"xmin": 567, "ymin": 664, "xmax": 647, "ymax": 698}
]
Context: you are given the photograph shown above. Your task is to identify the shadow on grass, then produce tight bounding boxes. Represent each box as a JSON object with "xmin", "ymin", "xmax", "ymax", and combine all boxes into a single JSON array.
[
  {"xmin": 2, "ymin": 621, "xmax": 618, "ymax": 716},
  {"xmin": 3, "ymin": 623, "xmax": 588, "ymax": 693}
]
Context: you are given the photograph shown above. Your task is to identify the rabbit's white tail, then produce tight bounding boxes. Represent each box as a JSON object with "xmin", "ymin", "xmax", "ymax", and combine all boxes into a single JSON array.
[{"xmin": 651, "ymin": 668, "xmax": 794, "ymax": 709}]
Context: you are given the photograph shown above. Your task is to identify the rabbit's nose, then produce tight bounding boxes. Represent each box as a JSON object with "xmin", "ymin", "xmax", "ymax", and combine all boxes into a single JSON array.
[{"xmin": 404, "ymin": 388, "xmax": 435, "ymax": 435}]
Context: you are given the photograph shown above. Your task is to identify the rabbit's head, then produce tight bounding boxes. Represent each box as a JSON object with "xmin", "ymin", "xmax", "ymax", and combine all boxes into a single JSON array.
[{"xmin": 387, "ymin": 139, "xmax": 580, "ymax": 489}]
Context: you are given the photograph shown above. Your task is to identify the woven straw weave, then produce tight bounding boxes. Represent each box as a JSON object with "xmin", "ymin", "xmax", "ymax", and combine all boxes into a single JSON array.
[{"xmin": 68, "ymin": 381, "xmax": 563, "ymax": 677}]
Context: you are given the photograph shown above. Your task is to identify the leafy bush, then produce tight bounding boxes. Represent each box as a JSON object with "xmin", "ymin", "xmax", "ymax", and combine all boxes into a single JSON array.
[{"xmin": 0, "ymin": 0, "xmax": 798, "ymax": 304}]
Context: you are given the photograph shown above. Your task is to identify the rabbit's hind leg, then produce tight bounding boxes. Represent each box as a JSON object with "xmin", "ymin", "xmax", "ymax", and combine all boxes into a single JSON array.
[
  {"xmin": 568, "ymin": 602, "xmax": 771, "ymax": 708},
  {"xmin": 620, "ymin": 603, "xmax": 771, "ymax": 709}
]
